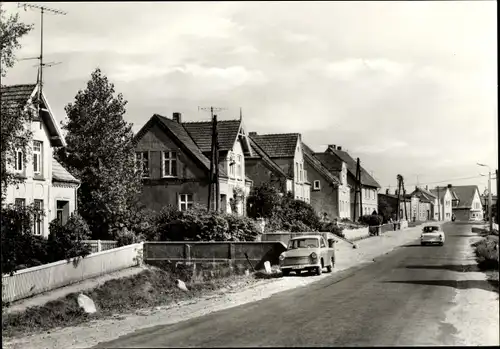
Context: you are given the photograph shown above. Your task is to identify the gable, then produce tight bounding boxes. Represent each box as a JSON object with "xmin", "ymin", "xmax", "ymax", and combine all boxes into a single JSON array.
[
  {"xmin": 246, "ymin": 137, "xmax": 291, "ymax": 179},
  {"xmin": 183, "ymin": 119, "xmax": 241, "ymax": 153},
  {"xmin": 250, "ymin": 133, "xmax": 300, "ymax": 158},
  {"xmin": 301, "ymin": 142, "xmax": 340, "ymax": 185},
  {"xmin": 450, "ymin": 185, "xmax": 480, "ymax": 209},
  {"xmin": 325, "ymin": 147, "xmax": 380, "ymax": 188}
]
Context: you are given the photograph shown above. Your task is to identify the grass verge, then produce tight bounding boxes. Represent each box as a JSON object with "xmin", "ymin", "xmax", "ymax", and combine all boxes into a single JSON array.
[{"xmin": 2, "ymin": 266, "xmax": 258, "ymax": 339}]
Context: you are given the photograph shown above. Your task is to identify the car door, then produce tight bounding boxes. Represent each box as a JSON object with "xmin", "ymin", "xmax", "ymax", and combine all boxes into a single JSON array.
[{"xmin": 319, "ymin": 237, "xmax": 328, "ymax": 261}]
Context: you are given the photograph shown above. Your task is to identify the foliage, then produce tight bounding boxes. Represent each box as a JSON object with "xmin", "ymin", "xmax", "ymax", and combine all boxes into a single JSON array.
[
  {"xmin": 378, "ymin": 196, "xmax": 394, "ymax": 224},
  {"xmin": 57, "ymin": 68, "xmax": 142, "ymax": 240},
  {"xmin": 279, "ymin": 196, "xmax": 321, "ymax": 231},
  {"xmin": 474, "ymin": 237, "xmax": 499, "ymax": 270},
  {"xmin": 1, "ymin": 204, "xmax": 46, "ymax": 275},
  {"xmin": 319, "ymin": 221, "xmax": 345, "ymax": 238},
  {"xmin": 223, "ymin": 214, "xmax": 261, "ymax": 241},
  {"xmin": 154, "ymin": 204, "xmax": 183, "ymax": 241},
  {"xmin": 359, "ymin": 214, "xmax": 383, "ymax": 226},
  {"xmin": 127, "ymin": 205, "xmax": 159, "ymax": 241},
  {"xmin": 0, "ymin": 8, "xmax": 34, "ymax": 203},
  {"xmin": 115, "ymin": 227, "xmax": 143, "ymax": 247},
  {"xmin": 47, "ymin": 213, "xmax": 92, "ymax": 261},
  {"xmin": 246, "ymin": 182, "xmax": 282, "ymax": 219},
  {"xmin": 0, "ymin": 7, "xmax": 33, "ymax": 77}
]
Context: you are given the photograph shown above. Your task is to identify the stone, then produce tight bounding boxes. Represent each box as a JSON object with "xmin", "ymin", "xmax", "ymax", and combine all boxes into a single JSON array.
[
  {"xmin": 176, "ymin": 279, "xmax": 188, "ymax": 292},
  {"xmin": 264, "ymin": 261, "xmax": 272, "ymax": 274},
  {"xmin": 77, "ymin": 293, "xmax": 97, "ymax": 314}
]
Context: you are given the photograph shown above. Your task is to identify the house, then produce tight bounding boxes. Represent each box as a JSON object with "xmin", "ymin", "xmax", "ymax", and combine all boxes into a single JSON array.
[
  {"xmin": 1, "ymin": 84, "xmax": 80, "ymax": 237},
  {"xmin": 301, "ymin": 142, "xmax": 350, "ymax": 220},
  {"xmin": 378, "ymin": 190, "xmax": 411, "ymax": 222},
  {"xmin": 430, "ymin": 185, "xmax": 453, "ymax": 221},
  {"xmin": 448, "ymin": 185, "xmax": 483, "ymax": 221},
  {"xmin": 244, "ymin": 136, "xmax": 293, "ymax": 195},
  {"xmin": 133, "ymin": 113, "xmax": 252, "ymax": 215},
  {"xmin": 315, "ymin": 145, "xmax": 381, "ymax": 220},
  {"xmin": 480, "ymin": 194, "xmax": 497, "ymax": 221},
  {"xmin": 248, "ymin": 132, "xmax": 311, "ymax": 203},
  {"xmin": 409, "ymin": 186, "xmax": 437, "ymax": 221}
]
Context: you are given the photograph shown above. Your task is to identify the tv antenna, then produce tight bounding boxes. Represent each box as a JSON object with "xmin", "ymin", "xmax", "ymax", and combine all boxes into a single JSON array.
[
  {"xmin": 198, "ymin": 106, "xmax": 227, "ymax": 120},
  {"xmin": 17, "ymin": 3, "xmax": 67, "ymax": 113}
]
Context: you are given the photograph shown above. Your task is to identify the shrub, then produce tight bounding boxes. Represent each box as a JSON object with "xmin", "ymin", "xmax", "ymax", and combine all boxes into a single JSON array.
[
  {"xmin": 319, "ymin": 221, "xmax": 345, "ymax": 238},
  {"xmin": 155, "ymin": 205, "xmax": 182, "ymax": 241},
  {"xmin": 247, "ymin": 183, "xmax": 283, "ymax": 219},
  {"xmin": 359, "ymin": 214, "xmax": 383, "ymax": 226},
  {"xmin": 474, "ymin": 237, "xmax": 499, "ymax": 270},
  {"xmin": 1, "ymin": 203, "xmax": 47, "ymax": 275},
  {"xmin": 47, "ymin": 213, "xmax": 92, "ymax": 262},
  {"xmin": 224, "ymin": 214, "xmax": 261, "ymax": 241},
  {"xmin": 115, "ymin": 227, "xmax": 142, "ymax": 247},
  {"xmin": 128, "ymin": 206, "xmax": 158, "ymax": 241}
]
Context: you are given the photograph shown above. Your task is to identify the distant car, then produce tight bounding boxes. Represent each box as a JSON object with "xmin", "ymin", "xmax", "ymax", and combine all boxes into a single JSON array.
[
  {"xmin": 421, "ymin": 225, "xmax": 445, "ymax": 246},
  {"xmin": 279, "ymin": 235, "xmax": 335, "ymax": 276}
]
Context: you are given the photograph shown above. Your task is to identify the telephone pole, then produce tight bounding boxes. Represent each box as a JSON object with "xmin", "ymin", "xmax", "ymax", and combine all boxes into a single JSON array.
[
  {"xmin": 18, "ymin": 3, "xmax": 67, "ymax": 114},
  {"xmin": 198, "ymin": 107, "xmax": 226, "ymax": 212},
  {"xmin": 353, "ymin": 158, "xmax": 362, "ymax": 221}
]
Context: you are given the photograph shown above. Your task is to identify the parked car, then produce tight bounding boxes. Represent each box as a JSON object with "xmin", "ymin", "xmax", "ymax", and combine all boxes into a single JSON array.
[
  {"xmin": 421, "ymin": 225, "xmax": 445, "ymax": 246},
  {"xmin": 279, "ymin": 235, "xmax": 335, "ymax": 276}
]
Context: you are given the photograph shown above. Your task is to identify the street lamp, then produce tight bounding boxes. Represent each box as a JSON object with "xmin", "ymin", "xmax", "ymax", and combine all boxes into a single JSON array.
[{"xmin": 477, "ymin": 163, "xmax": 492, "ymax": 232}]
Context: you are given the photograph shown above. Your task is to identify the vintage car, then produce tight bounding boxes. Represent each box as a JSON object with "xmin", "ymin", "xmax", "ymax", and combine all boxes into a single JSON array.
[
  {"xmin": 279, "ymin": 235, "xmax": 335, "ymax": 276},
  {"xmin": 420, "ymin": 225, "xmax": 445, "ymax": 246}
]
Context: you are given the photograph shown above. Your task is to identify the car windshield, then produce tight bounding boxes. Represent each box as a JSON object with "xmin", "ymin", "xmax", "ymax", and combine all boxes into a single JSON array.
[
  {"xmin": 288, "ymin": 238, "xmax": 319, "ymax": 249},
  {"xmin": 423, "ymin": 226, "xmax": 439, "ymax": 233}
]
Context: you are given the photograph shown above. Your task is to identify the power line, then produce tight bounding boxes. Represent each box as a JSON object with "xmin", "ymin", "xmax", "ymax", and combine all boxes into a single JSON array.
[{"xmin": 381, "ymin": 174, "xmax": 496, "ymax": 191}]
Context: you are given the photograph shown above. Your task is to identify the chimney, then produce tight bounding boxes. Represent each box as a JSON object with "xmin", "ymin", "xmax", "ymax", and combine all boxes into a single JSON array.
[
  {"xmin": 426, "ymin": 185, "xmax": 428, "ymax": 190},
  {"xmin": 337, "ymin": 146, "xmax": 342, "ymax": 151},
  {"xmin": 328, "ymin": 144, "xmax": 336, "ymax": 150},
  {"xmin": 249, "ymin": 132, "xmax": 257, "ymax": 137},
  {"xmin": 172, "ymin": 112, "xmax": 182, "ymax": 123},
  {"xmin": 447, "ymin": 184, "xmax": 452, "ymax": 189}
]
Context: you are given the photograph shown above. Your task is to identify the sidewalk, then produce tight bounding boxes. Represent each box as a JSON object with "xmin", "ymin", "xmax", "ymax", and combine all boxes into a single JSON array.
[
  {"xmin": 3, "ymin": 224, "xmax": 427, "ymax": 349},
  {"xmin": 4, "ymin": 266, "xmax": 146, "ymax": 315}
]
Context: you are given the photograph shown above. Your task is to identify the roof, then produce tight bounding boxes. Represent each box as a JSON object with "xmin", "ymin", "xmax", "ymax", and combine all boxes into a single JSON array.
[
  {"xmin": 410, "ymin": 187, "xmax": 437, "ymax": 204},
  {"xmin": 378, "ymin": 193, "xmax": 411, "ymax": 202},
  {"xmin": 430, "ymin": 187, "xmax": 451, "ymax": 201},
  {"xmin": 183, "ymin": 120, "xmax": 241, "ymax": 153},
  {"xmin": 247, "ymin": 137, "xmax": 291, "ymax": 179},
  {"xmin": 52, "ymin": 158, "xmax": 80, "ymax": 184},
  {"xmin": 448, "ymin": 185, "xmax": 480, "ymax": 209},
  {"xmin": 324, "ymin": 147, "xmax": 380, "ymax": 188},
  {"xmin": 250, "ymin": 133, "xmax": 299, "ymax": 158},
  {"xmin": 302, "ymin": 142, "xmax": 340, "ymax": 185},
  {"xmin": 1, "ymin": 84, "xmax": 65, "ymax": 147}
]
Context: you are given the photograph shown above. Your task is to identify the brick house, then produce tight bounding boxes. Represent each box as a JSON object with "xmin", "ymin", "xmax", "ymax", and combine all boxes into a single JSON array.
[
  {"xmin": 315, "ymin": 145, "xmax": 381, "ymax": 220},
  {"xmin": 245, "ymin": 137, "xmax": 293, "ymax": 195},
  {"xmin": 448, "ymin": 185, "xmax": 483, "ymax": 221},
  {"xmin": 249, "ymin": 132, "xmax": 311, "ymax": 203},
  {"xmin": 2, "ymin": 84, "xmax": 80, "ymax": 237},
  {"xmin": 301, "ymin": 142, "xmax": 351, "ymax": 220},
  {"xmin": 133, "ymin": 113, "xmax": 252, "ymax": 214}
]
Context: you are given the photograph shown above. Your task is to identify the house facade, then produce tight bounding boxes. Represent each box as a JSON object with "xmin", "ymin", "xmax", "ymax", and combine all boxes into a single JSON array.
[
  {"xmin": 315, "ymin": 145, "xmax": 380, "ymax": 220},
  {"xmin": 249, "ymin": 132, "xmax": 310, "ymax": 203},
  {"xmin": 430, "ymin": 185, "xmax": 453, "ymax": 221},
  {"xmin": 409, "ymin": 186, "xmax": 437, "ymax": 221},
  {"xmin": 133, "ymin": 113, "xmax": 252, "ymax": 215},
  {"xmin": 2, "ymin": 84, "xmax": 80, "ymax": 237},
  {"xmin": 302, "ymin": 142, "xmax": 350, "ymax": 220},
  {"xmin": 449, "ymin": 185, "xmax": 483, "ymax": 221},
  {"xmin": 378, "ymin": 190, "xmax": 411, "ymax": 222}
]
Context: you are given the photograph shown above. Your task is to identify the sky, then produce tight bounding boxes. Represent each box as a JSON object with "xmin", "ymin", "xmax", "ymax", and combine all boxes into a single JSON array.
[{"xmin": 2, "ymin": 1, "xmax": 498, "ymax": 194}]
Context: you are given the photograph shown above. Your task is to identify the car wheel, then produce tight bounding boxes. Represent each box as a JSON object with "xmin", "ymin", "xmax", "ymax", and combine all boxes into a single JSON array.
[
  {"xmin": 316, "ymin": 266, "xmax": 322, "ymax": 275},
  {"xmin": 421, "ymin": 242, "xmax": 426, "ymax": 246},
  {"xmin": 282, "ymin": 269, "xmax": 290, "ymax": 276},
  {"xmin": 326, "ymin": 257, "xmax": 334, "ymax": 273}
]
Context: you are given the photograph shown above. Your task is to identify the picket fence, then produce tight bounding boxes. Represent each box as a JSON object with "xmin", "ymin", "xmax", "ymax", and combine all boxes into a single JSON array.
[{"xmin": 2, "ymin": 242, "xmax": 143, "ymax": 303}]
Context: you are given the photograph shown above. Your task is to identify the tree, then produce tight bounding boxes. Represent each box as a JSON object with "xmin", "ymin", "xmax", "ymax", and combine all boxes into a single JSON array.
[
  {"xmin": 57, "ymin": 68, "xmax": 142, "ymax": 239},
  {"xmin": 378, "ymin": 196, "xmax": 393, "ymax": 223},
  {"xmin": 246, "ymin": 182, "xmax": 282, "ymax": 219},
  {"xmin": 0, "ymin": 7, "xmax": 34, "ymax": 202}
]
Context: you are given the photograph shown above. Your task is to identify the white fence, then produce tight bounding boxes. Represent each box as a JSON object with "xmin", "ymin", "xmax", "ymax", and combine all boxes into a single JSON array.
[
  {"xmin": 2, "ymin": 242, "xmax": 143, "ymax": 304},
  {"xmin": 82, "ymin": 240, "xmax": 118, "ymax": 253}
]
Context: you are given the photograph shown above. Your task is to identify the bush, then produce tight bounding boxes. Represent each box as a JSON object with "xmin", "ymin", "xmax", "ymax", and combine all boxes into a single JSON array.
[
  {"xmin": 359, "ymin": 214, "xmax": 383, "ymax": 226},
  {"xmin": 474, "ymin": 237, "xmax": 499, "ymax": 270},
  {"xmin": 127, "ymin": 206, "xmax": 158, "ymax": 241},
  {"xmin": 115, "ymin": 227, "xmax": 142, "ymax": 247},
  {"xmin": 1, "ymin": 203, "xmax": 47, "ymax": 275},
  {"xmin": 247, "ymin": 183, "xmax": 282, "ymax": 219},
  {"xmin": 319, "ymin": 221, "xmax": 345, "ymax": 238},
  {"xmin": 47, "ymin": 213, "xmax": 92, "ymax": 262},
  {"xmin": 224, "ymin": 214, "xmax": 261, "ymax": 241}
]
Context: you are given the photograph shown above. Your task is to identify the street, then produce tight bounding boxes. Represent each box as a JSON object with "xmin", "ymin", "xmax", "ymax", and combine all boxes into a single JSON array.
[{"xmin": 95, "ymin": 223, "xmax": 499, "ymax": 347}]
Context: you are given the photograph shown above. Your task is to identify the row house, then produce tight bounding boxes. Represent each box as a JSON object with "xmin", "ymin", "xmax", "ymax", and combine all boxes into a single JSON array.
[
  {"xmin": 315, "ymin": 145, "xmax": 381, "ymax": 220},
  {"xmin": 448, "ymin": 185, "xmax": 483, "ymax": 221},
  {"xmin": 409, "ymin": 186, "xmax": 437, "ymax": 221},
  {"xmin": 133, "ymin": 113, "xmax": 252, "ymax": 214},
  {"xmin": 2, "ymin": 84, "xmax": 80, "ymax": 237},
  {"xmin": 302, "ymin": 143, "xmax": 351, "ymax": 220},
  {"xmin": 248, "ymin": 132, "xmax": 311, "ymax": 203}
]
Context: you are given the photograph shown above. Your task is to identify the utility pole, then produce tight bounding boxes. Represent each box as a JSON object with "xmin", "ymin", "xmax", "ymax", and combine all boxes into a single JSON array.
[
  {"xmin": 496, "ymin": 169, "xmax": 499, "ymax": 225},
  {"xmin": 353, "ymin": 158, "xmax": 362, "ymax": 221},
  {"xmin": 488, "ymin": 170, "xmax": 492, "ymax": 232},
  {"xmin": 198, "ymin": 107, "xmax": 226, "ymax": 212},
  {"xmin": 396, "ymin": 175, "xmax": 402, "ymax": 222},
  {"xmin": 18, "ymin": 3, "xmax": 67, "ymax": 115},
  {"xmin": 437, "ymin": 186, "xmax": 441, "ymax": 221}
]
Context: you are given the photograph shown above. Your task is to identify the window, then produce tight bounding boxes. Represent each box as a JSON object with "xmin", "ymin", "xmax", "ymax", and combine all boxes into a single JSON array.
[
  {"xmin": 33, "ymin": 199, "xmax": 43, "ymax": 235},
  {"xmin": 33, "ymin": 141, "xmax": 42, "ymax": 175},
  {"xmin": 56, "ymin": 200, "xmax": 70, "ymax": 225},
  {"xmin": 15, "ymin": 149, "xmax": 23, "ymax": 172},
  {"xmin": 320, "ymin": 238, "xmax": 326, "ymax": 248},
  {"xmin": 135, "ymin": 152, "xmax": 149, "ymax": 178},
  {"xmin": 162, "ymin": 151, "xmax": 178, "ymax": 177},
  {"xmin": 179, "ymin": 194, "xmax": 193, "ymax": 211},
  {"xmin": 236, "ymin": 154, "xmax": 242, "ymax": 178},
  {"xmin": 299, "ymin": 163, "xmax": 303, "ymax": 182},
  {"xmin": 313, "ymin": 180, "xmax": 321, "ymax": 190},
  {"xmin": 15, "ymin": 198, "xmax": 26, "ymax": 207},
  {"xmin": 295, "ymin": 162, "xmax": 299, "ymax": 182},
  {"xmin": 229, "ymin": 153, "xmax": 235, "ymax": 176}
]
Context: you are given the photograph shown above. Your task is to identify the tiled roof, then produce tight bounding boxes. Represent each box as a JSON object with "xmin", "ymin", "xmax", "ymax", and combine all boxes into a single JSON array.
[
  {"xmin": 247, "ymin": 137, "xmax": 291, "ymax": 179},
  {"xmin": 250, "ymin": 133, "xmax": 299, "ymax": 158},
  {"xmin": 447, "ymin": 185, "xmax": 480, "ymax": 209},
  {"xmin": 325, "ymin": 148, "xmax": 381, "ymax": 188},
  {"xmin": 410, "ymin": 187, "xmax": 437, "ymax": 203},
  {"xmin": 313, "ymin": 153, "xmax": 343, "ymax": 173},
  {"xmin": 183, "ymin": 120, "xmax": 241, "ymax": 153},
  {"xmin": 0, "ymin": 84, "xmax": 36, "ymax": 111},
  {"xmin": 52, "ymin": 158, "xmax": 80, "ymax": 184},
  {"xmin": 302, "ymin": 142, "xmax": 340, "ymax": 185},
  {"xmin": 430, "ymin": 187, "xmax": 449, "ymax": 201}
]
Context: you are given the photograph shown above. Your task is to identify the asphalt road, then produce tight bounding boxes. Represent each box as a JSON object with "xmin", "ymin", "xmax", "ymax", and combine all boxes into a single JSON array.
[{"xmin": 95, "ymin": 223, "xmax": 494, "ymax": 347}]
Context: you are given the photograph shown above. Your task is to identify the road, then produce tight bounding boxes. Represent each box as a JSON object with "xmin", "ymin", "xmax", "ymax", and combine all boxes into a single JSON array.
[{"xmin": 95, "ymin": 223, "xmax": 497, "ymax": 347}]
